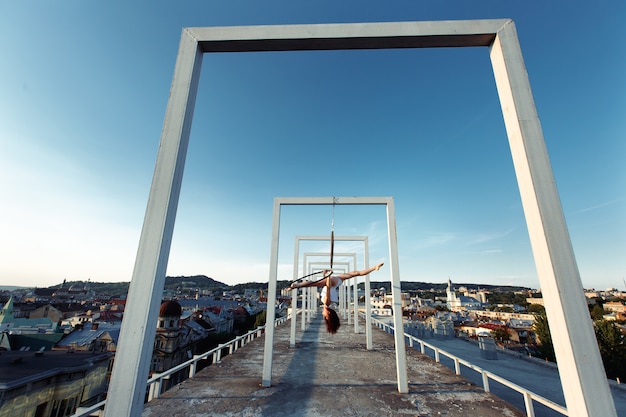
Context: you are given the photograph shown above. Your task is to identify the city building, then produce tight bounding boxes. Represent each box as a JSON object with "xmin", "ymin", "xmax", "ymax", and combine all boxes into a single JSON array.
[
  {"xmin": 150, "ymin": 300, "xmax": 234, "ymax": 389},
  {"xmin": 56, "ymin": 321, "xmax": 121, "ymax": 352},
  {"xmin": 0, "ymin": 298, "xmax": 65, "ymax": 351},
  {"xmin": 0, "ymin": 350, "xmax": 112, "ymax": 417},
  {"xmin": 446, "ymin": 279, "xmax": 481, "ymax": 311},
  {"xmin": 604, "ymin": 301, "xmax": 626, "ymax": 314},
  {"xmin": 370, "ymin": 293, "xmax": 410, "ymax": 316}
]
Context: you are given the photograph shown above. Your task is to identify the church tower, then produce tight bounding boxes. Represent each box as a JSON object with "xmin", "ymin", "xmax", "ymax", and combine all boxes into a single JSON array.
[{"xmin": 446, "ymin": 279, "xmax": 458, "ymax": 310}]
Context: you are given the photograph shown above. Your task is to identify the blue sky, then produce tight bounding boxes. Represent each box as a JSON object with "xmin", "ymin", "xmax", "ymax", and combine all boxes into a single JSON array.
[{"xmin": 0, "ymin": 1, "xmax": 624, "ymax": 291}]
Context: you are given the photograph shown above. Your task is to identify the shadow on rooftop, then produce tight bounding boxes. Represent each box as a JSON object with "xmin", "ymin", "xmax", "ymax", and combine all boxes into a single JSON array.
[{"xmin": 142, "ymin": 315, "xmax": 526, "ymax": 417}]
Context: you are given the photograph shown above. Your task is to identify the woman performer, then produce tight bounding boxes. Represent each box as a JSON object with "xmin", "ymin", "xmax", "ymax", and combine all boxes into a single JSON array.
[{"xmin": 289, "ymin": 262, "xmax": 384, "ymax": 334}]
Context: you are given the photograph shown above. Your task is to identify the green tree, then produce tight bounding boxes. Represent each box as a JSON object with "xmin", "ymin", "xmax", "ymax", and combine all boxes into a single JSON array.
[
  {"xmin": 527, "ymin": 303, "xmax": 545, "ymax": 315},
  {"xmin": 488, "ymin": 291, "xmax": 529, "ymax": 306},
  {"xmin": 492, "ymin": 327, "xmax": 511, "ymax": 342},
  {"xmin": 594, "ymin": 319, "xmax": 626, "ymax": 381},
  {"xmin": 532, "ymin": 311, "xmax": 555, "ymax": 362},
  {"xmin": 254, "ymin": 310, "xmax": 267, "ymax": 328},
  {"xmin": 590, "ymin": 304, "xmax": 605, "ymax": 321}
]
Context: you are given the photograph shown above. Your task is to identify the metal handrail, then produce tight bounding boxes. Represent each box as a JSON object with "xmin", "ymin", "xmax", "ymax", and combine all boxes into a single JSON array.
[
  {"xmin": 70, "ymin": 311, "xmax": 293, "ymax": 417},
  {"xmin": 369, "ymin": 315, "xmax": 568, "ymax": 417},
  {"xmin": 74, "ymin": 311, "xmax": 568, "ymax": 417}
]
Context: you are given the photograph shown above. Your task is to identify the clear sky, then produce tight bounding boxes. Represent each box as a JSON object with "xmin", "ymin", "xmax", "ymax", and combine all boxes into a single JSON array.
[{"xmin": 0, "ymin": 1, "xmax": 624, "ymax": 291}]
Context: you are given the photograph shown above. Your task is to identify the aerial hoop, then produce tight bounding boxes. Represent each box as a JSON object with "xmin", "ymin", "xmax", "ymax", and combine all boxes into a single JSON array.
[{"xmin": 291, "ymin": 269, "xmax": 325, "ymax": 283}]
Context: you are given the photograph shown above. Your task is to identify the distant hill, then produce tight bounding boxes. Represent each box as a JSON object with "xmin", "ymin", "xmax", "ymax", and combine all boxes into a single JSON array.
[
  {"xmin": 369, "ymin": 281, "xmax": 530, "ymax": 293},
  {"xmin": 8, "ymin": 277, "xmax": 530, "ymax": 299},
  {"xmin": 0, "ymin": 285, "xmax": 25, "ymax": 291},
  {"xmin": 13, "ymin": 275, "xmax": 231, "ymax": 299},
  {"xmin": 164, "ymin": 275, "xmax": 229, "ymax": 291}
]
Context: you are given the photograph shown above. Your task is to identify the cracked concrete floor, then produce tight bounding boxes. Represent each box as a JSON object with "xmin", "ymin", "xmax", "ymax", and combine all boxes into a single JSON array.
[{"xmin": 144, "ymin": 316, "xmax": 525, "ymax": 417}]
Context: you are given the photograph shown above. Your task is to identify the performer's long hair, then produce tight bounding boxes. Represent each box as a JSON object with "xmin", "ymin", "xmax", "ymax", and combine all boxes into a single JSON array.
[{"xmin": 324, "ymin": 307, "xmax": 340, "ymax": 334}]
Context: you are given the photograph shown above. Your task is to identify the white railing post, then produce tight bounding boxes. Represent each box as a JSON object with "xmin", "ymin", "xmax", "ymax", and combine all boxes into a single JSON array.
[
  {"xmin": 523, "ymin": 392, "xmax": 536, "ymax": 417},
  {"xmin": 301, "ymin": 288, "xmax": 307, "ymax": 330},
  {"xmin": 482, "ymin": 371, "xmax": 490, "ymax": 393},
  {"xmin": 147, "ymin": 381, "xmax": 157, "ymax": 402},
  {"xmin": 434, "ymin": 348, "xmax": 440, "ymax": 363},
  {"xmin": 153, "ymin": 378, "xmax": 162, "ymax": 400},
  {"xmin": 454, "ymin": 358, "xmax": 461, "ymax": 375},
  {"xmin": 189, "ymin": 355, "xmax": 200, "ymax": 378}
]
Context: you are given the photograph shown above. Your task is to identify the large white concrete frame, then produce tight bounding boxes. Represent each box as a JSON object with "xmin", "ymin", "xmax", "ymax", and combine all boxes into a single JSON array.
[
  {"xmin": 266, "ymin": 197, "xmax": 406, "ymax": 392},
  {"xmin": 104, "ymin": 20, "xmax": 615, "ymax": 417},
  {"xmin": 291, "ymin": 238, "xmax": 373, "ymax": 349}
]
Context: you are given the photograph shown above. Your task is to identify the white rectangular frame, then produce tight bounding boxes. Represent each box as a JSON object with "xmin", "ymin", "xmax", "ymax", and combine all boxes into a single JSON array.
[
  {"xmin": 304, "ymin": 252, "xmax": 358, "ymax": 324},
  {"xmin": 105, "ymin": 20, "xmax": 615, "ymax": 417},
  {"xmin": 295, "ymin": 240, "xmax": 371, "ymax": 344},
  {"xmin": 302, "ymin": 251, "xmax": 360, "ymax": 332},
  {"xmin": 268, "ymin": 197, "xmax": 405, "ymax": 392},
  {"xmin": 302, "ymin": 252, "xmax": 358, "ymax": 316},
  {"xmin": 307, "ymin": 260, "xmax": 352, "ymax": 321},
  {"xmin": 303, "ymin": 252, "xmax": 357, "ymax": 275},
  {"xmin": 307, "ymin": 261, "xmax": 351, "ymax": 324}
]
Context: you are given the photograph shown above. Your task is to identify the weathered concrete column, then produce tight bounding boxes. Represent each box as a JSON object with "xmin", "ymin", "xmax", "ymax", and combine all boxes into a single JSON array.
[
  {"xmin": 490, "ymin": 20, "xmax": 616, "ymax": 417},
  {"xmin": 386, "ymin": 198, "xmax": 409, "ymax": 393},
  {"xmin": 104, "ymin": 28, "xmax": 203, "ymax": 417},
  {"xmin": 261, "ymin": 198, "xmax": 281, "ymax": 387}
]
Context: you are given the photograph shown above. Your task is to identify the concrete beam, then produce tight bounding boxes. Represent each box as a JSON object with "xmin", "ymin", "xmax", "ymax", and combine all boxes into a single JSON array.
[{"xmin": 189, "ymin": 20, "xmax": 507, "ymax": 52}]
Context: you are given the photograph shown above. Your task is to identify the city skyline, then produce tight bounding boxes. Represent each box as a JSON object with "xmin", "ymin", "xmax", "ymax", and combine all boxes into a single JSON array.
[{"xmin": 1, "ymin": 1, "xmax": 624, "ymax": 291}]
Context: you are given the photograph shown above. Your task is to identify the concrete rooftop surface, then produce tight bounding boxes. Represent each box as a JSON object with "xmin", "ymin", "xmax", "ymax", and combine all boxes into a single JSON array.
[{"xmin": 143, "ymin": 316, "xmax": 525, "ymax": 417}]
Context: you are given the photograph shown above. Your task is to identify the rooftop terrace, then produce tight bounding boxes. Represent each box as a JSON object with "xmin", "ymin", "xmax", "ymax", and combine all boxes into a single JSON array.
[{"xmin": 143, "ymin": 315, "xmax": 525, "ymax": 417}]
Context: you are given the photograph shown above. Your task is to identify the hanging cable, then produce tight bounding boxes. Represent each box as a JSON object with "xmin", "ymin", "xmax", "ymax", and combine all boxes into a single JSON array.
[
  {"xmin": 291, "ymin": 197, "xmax": 338, "ymax": 285},
  {"xmin": 330, "ymin": 197, "xmax": 336, "ymax": 270}
]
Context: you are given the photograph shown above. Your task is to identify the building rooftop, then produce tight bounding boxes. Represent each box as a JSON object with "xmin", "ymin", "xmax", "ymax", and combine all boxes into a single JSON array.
[
  {"xmin": 143, "ymin": 315, "xmax": 525, "ymax": 417},
  {"xmin": 56, "ymin": 322, "xmax": 121, "ymax": 349},
  {"xmin": 0, "ymin": 350, "xmax": 111, "ymax": 389}
]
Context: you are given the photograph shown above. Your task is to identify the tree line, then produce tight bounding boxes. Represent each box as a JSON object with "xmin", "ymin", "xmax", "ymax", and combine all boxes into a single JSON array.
[{"xmin": 532, "ymin": 304, "xmax": 626, "ymax": 381}]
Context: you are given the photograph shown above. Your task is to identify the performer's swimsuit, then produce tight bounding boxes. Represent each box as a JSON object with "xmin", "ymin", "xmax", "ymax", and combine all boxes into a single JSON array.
[{"xmin": 321, "ymin": 277, "xmax": 341, "ymax": 308}]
